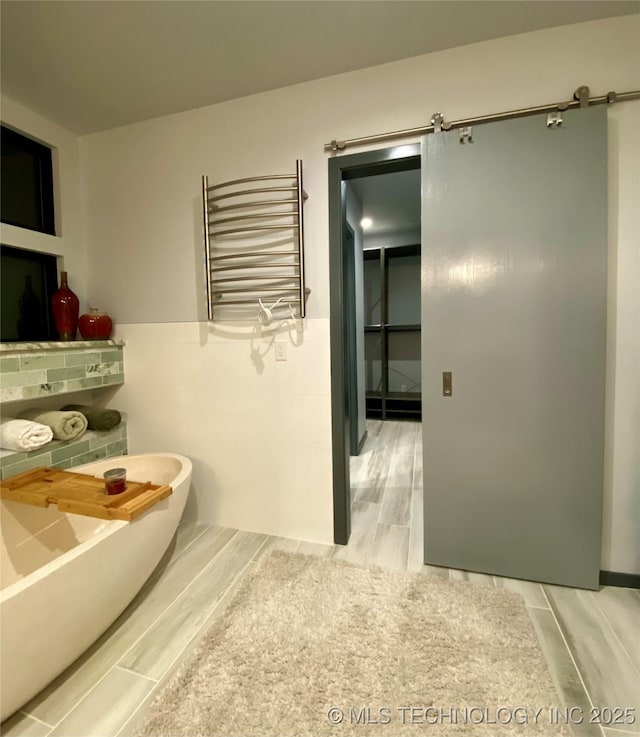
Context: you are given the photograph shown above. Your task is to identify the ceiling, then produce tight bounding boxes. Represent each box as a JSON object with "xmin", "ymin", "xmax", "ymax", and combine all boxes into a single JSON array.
[
  {"xmin": 350, "ymin": 169, "xmax": 421, "ymax": 238},
  {"xmin": 1, "ymin": 1, "xmax": 638, "ymax": 135}
]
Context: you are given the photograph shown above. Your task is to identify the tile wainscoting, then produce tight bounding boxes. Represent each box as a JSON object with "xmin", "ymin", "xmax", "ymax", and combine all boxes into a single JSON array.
[{"xmin": 0, "ymin": 340, "xmax": 124, "ymax": 403}]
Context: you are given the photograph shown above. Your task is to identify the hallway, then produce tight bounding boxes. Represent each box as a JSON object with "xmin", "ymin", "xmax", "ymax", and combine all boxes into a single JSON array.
[{"xmin": 342, "ymin": 419, "xmax": 423, "ymax": 571}]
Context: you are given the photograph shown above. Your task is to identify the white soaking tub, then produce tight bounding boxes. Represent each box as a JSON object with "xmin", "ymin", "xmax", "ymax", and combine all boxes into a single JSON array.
[{"xmin": 0, "ymin": 453, "xmax": 192, "ymax": 722}]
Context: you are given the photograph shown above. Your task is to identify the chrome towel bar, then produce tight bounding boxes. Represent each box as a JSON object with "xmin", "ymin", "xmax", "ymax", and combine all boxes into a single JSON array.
[
  {"xmin": 213, "ymin": 286, "xmax": 299, "ymax": 295},
  {"xmin": 208, "ymin": 198, "xmax": 298, "ymax": 214},
  {"xmin": 208, "ymin": 186, "xmax": 297, "ymax": 203},
  {"xmin": 210, "ymin": 223, "xmax": 299, "ymax": 237},
  {"xmin": 210, "ymin": 250, "xmax": 299, "ymax": 261},
  {"xmin": 211, "ymin": 262, "xmax": 299, "ymax": 273},
  {"xmin": 211, "ymin": 211, "xmax": 297, "ymax": 226},
  {"xmin": 212, "ymin": 298, "xmax": 301, "ymax": 307},
  {"xmin": 202, "ymin": 160, "xmax": 308, "ymax": 320},
  {"xmin": 207, "ymin": 173, "xmax": 295, "ymax": 190},
  {"xmin": 212, "ymin": 275, "xmax": 299, "ymax": 284}
]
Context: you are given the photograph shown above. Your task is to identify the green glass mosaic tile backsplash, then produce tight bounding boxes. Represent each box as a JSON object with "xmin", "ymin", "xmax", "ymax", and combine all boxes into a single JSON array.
[{"xmin": 0, "ymin": 343, "xmax": 124, "ymax": 402}]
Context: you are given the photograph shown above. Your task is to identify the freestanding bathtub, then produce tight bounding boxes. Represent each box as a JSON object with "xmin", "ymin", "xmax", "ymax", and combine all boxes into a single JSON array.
[{"xmin": 0, "ymin": 453, "xmax": 192, "ymax": 722}]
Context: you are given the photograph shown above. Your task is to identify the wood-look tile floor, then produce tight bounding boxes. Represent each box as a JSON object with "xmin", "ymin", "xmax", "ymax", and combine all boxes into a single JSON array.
[{"xmin": 3, "ymin": 419, "xmax": 639, "ymax": 737}]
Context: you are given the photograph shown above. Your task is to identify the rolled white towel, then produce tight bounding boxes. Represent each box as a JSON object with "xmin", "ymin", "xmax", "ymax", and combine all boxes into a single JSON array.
[{"xmin": 0, "ymin": 419, "xmax": 54, "ymax": 452}]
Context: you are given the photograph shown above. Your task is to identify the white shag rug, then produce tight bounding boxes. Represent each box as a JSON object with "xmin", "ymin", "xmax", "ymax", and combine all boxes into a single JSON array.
[{"xmin": 134, "ymin": 551, "xmax": 569, "ymax": 736}]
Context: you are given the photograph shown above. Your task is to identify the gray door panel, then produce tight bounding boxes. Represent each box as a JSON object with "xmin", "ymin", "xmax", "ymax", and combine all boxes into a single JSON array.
[{"xmin": 421, "ymin": 108, "xmax": 607, "ymax": 590}]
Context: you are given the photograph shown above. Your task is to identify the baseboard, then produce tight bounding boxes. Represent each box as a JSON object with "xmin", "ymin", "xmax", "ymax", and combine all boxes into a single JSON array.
[{"xmin": 599, "ymin": 570, "xmax": 640, "ymax": 589}]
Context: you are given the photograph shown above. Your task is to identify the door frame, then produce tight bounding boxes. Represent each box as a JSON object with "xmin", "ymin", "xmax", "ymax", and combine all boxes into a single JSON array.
[
  {"xmin": 328, "ymin": 144, "xmax": 420, "ymax": 544},
  {"xmin": 342, "ymin": 221, "xmax": 360, "ymax": 456}
]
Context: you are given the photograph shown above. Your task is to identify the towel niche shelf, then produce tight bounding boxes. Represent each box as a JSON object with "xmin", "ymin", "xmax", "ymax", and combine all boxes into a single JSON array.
[
  {"xmin": 0, "ymin": 424, "xmax": 128, "ymax": 481},
  {"xmin": 0, "ymin": 342, "xmax": 128, "ymax": 478}
]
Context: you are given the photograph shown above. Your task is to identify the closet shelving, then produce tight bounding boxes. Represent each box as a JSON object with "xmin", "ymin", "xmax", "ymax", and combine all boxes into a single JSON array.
[{"xmin": 364, "ymin": 243, "xmax": 421, "ymax": 420}]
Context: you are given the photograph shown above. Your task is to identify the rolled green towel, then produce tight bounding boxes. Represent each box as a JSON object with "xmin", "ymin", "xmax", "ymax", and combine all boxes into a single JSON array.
[
  {"xmin": 61, "ymin": 404, "xmax": 122, "ymax": 432},
  {"xmin": 19, "ymin": 408, "xmax": 88, "ymax": 441}
]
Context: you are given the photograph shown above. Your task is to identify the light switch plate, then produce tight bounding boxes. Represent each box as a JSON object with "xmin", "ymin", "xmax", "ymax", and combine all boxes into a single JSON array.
[{"xmin": 275, "ymin": 342, "xmax": 287, "ymax": 361}]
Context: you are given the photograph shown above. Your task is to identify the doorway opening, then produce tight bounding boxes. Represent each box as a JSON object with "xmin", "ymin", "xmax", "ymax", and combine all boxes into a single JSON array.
[{"xmin": 328, "ymin": 145, "xmax": 421, "ymax": 549}]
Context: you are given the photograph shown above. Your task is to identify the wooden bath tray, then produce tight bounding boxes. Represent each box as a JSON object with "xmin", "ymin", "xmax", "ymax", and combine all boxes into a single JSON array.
[{"xmin": 0, "ymin": 466, "xmax": 172, "ymax": 521}]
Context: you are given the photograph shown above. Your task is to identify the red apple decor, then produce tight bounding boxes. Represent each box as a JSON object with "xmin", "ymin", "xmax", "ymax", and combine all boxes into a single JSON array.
[{"xmin": 78, "ymin": 308, "xmax": 113, "ymax": 340}]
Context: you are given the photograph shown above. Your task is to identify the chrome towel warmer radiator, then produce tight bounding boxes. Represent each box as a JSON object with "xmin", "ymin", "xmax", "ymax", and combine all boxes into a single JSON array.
[{"xmin": 202, "ymin": 160, "xmax": 308, "ymax": 321}]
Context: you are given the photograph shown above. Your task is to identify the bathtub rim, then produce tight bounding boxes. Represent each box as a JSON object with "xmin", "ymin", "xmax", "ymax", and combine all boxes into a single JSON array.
[{"xmin": 1, "ymin": 452, "xmax": 192, "ymax": 603}]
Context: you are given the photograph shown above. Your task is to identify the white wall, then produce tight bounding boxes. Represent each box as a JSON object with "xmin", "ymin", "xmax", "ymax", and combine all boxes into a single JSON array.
[
  {"xmin": 0, "ymin": 96, "xmax": 88, "ymax": 307},
  {"xmin": 111, "ymin": 320, "xmax": 333, "ymax": 539},
  {"xmin": 81, "ymin": 16, "xmax": 640, "ymax": 569}
]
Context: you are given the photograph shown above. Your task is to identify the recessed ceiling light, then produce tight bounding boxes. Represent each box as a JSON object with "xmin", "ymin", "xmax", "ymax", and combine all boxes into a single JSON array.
[{"xmin": 360, "ymin": 217, "xmax": 373, "ymax": 230}]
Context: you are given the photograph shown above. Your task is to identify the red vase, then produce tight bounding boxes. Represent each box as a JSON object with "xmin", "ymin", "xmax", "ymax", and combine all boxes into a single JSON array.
[
  {"xmin": 51, "ymin": 271, "xmax": 79, "ymax": 340},
  {"xmin": 78, "ymin": 308, "xmax": 113, "ymax": 340}
]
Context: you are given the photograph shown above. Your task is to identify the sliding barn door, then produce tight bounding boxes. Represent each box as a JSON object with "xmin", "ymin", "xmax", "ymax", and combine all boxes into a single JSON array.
[{"xmin": 421, "ymin": 108, "xmax": 607, "ymax": 589}]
